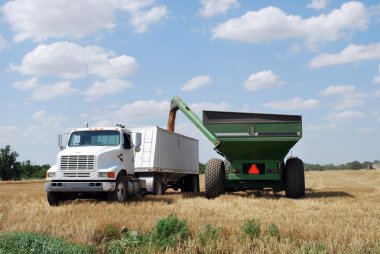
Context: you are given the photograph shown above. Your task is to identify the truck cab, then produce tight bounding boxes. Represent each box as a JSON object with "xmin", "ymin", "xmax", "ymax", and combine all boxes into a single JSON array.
[{"xmin": 45, "ymin": 126, "xmax": 143, "ymax": 205}]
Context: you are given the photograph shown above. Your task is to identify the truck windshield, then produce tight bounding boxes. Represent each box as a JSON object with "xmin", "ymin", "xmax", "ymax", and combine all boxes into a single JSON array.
[{"xmin": 68, "ymin": 130, "xmax": 120, "ymax": 147}]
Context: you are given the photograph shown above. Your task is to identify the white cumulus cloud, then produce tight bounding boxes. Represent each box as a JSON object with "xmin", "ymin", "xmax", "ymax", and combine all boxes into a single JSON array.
[
  {"xmin": 1, "ymin": 0, "xmax": 168, "ymax": 42},
  {"xmin": 12, "ymin": 77, "xmax": 39, "ymax": 90},
  {"xmin": 181, "ymin": 75, "xmax": 211, "ymax": 91},
  {"xmin": 32, "ymin": 110, "xmax": 67, "ymax": 123},
  {"xmin": 10, "ymin": 41, "xmax": 138, "ymax": 79},
  {"xmin": 307, "ymin": 0, "xmax": 328, "ymax": 10},
  {"xmin": 129, "ymin": 5, "xmax": 168, "ymax": 33},
  {"xmin": 325, "ymin": 110, "xmax": 363, "ymax": 122},
  {"xmin": 199, "ymin": 0, "xmax": 239, "ymax": 17},
  {"xmin": 374, "ymin": 64, "xmax": 380, "ymax": 83},
  {"xmin": 305, "ymin": 124, "xmax": 336, "ymax": 132},
  {"xmin": 212, "ymin": 1, "xmax": 368, "ymax": 48},
  {"xmin": 189, "ymin": 102, "xmax": 229, "ymax": 114},
  {"xmin": 310, "ymin": 43, "xmax": 380, "ymax": 68},
  {"xmin": 0, "ymin": 34, "xmax": 7, "ymax": 50},
  {"xmin": 333, "ymin": 98, "xmax": 363, "ymax": 110},
  {"xmin": 32, "ymin": 81, "xmax": 79, "ymax": 101},
  {"xmin": 0, "ymin": 126, "xmax": 20, "ymax": 142},
  {"xmin": 24, "ymin": 111, "xmax": 67, "ymax": 143},
  {"xmin": 321, "ymin": 85, "xmax": 355, "ymax": 95},
  {"xmin": 2, "ymin": 0, "xmax": 115, "ymax": 42},
  {"xmin": 92, "ymin": 100, "xmax": 170, "ymax": 126},
  {"xmin": 357, "ymin": 127, "xmax": 376, "ymax": 134},
  {"xmin": 244, "ymin": 70, "xmax": 284, "ymax": 91},
  {"xmin": 85, "ymin": 79, "xmax": 133, "ymax": 101},
  {"xmin": 263, "ymin": 97, "xmax": 319, "ymax": 110}
]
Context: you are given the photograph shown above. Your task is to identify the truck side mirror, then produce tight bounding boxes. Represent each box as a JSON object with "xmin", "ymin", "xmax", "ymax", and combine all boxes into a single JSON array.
[
  {"xmin": 135, "ymin": 133, "xmax": 142, "ymax": 147},
  {"xmin": 58, "ymin": 134, "xmax": 64, "ymax": 150}
]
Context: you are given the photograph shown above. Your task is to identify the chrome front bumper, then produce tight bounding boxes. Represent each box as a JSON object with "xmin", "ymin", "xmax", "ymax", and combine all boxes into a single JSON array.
[{"xmin": 45, "ymin": 181, "xmax": 116, "ymax": 192}]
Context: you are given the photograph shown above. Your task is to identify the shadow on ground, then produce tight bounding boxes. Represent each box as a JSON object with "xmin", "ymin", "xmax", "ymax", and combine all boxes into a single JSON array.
[{"xmin": 305, "ymin": 188, "xmax": 354, "ymax": 198}]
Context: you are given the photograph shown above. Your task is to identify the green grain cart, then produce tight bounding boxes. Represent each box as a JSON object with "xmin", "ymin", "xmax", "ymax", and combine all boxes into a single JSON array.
[{"xmin": 170, "ymin": 96, "xmax": 305, "ymax": 199}]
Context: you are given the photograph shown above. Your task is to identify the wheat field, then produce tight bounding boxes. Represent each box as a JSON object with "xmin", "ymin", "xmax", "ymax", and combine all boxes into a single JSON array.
[{"xmin": 0, "ymin": 170, "xmax": 379, "ymax": 253}]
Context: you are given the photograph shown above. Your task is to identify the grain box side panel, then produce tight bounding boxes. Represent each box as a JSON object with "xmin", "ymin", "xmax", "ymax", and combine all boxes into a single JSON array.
[
  {"xmin": 154, "ymin": 127, "xmax": 180, "ymax": 170},
  {"xmin": 180, "ymin": 135, "xmax": 199, "ymax": 174},
  {"xmin": 154, "ymin": 127, "xmax": 198, "ymax": 174}
]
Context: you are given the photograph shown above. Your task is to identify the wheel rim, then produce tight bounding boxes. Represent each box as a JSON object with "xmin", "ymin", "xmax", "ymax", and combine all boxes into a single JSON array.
[{"xmin": 116, "ymin": 182, "xmax": 126, "ymax": 201}]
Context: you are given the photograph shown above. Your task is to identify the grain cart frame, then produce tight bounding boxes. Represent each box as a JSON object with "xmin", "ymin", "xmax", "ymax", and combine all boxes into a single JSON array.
[{"xmin": 169, "ymin": 96, "xmax": 305, "ymax": 199}]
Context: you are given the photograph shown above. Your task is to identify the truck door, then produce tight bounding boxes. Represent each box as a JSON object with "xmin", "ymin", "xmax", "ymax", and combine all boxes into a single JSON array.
[{"xmin": 122, "ymin": 132, "xmax": 134, "ymax": 175}]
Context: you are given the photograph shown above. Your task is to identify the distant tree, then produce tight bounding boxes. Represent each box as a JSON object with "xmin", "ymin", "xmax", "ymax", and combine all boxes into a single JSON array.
[
  {"xmin": 23, "ymin": 160, "xmax": 32, "ymax": 178},
  {"xmin": 0, "ymin": 145, "xmax": 20, "ymax": 180},
  {"xmin": 346, "ymin": 161, "xmax": 362, "ymax": 170},
  {"xmin": 199, "ymin": 162, "xmax": 206, "ymax": 174}
]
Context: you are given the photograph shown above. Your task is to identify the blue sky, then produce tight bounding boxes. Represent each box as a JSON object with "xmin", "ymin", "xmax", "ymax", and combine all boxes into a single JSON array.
[{"xmin": 0, "ymin": 0, "xmax": 379, "ymax": 165}]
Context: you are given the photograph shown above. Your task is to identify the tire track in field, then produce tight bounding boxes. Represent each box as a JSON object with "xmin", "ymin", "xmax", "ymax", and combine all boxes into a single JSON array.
[{"xmin": 339, "ymin": 170, "xmax": 380, "ymax": 198}]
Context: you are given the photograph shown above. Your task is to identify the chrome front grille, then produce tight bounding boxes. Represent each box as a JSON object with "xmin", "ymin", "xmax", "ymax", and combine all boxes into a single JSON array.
[
  {"xmin": 60, "ymin": 155, "xmax": 95, "ymax": 171},
  {"xmin": 63, "ymin": 172, "xmax": 91, "ymax": 177}
]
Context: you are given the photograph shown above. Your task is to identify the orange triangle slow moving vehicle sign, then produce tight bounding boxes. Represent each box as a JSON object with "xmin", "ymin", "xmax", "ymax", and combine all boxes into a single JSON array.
[{"xmin": 248, "ymin": 164, "xmax": 260, "ymax": 174}]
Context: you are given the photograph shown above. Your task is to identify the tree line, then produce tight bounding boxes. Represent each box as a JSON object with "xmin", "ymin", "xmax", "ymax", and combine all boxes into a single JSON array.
[
  {"xmin": 0, "ymin": 145, "xmax": 50, "ymax": 180},
  {"xmin": 304, "ymin": 160, "xmax": 378, "ymax": 171}
]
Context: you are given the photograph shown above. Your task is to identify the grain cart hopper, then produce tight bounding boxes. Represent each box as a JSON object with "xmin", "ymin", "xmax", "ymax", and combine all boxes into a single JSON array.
[{"xmin": 169, "ymin": 96, "xmax": 305, "ymax": 199}]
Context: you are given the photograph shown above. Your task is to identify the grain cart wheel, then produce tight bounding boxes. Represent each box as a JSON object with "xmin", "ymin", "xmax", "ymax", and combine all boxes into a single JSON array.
[
  {"xmin": 223, "ymin": 160, "xmax": 230, "ymax": 182},
  {"xmin": 154, "ymin": 175, "xmax": 165, "ymax": 195},
  {"xmin": 285, "ymin": 157, "xmax": 305, "ymax": 198},
  {"xmin": 181, "ymin": 175, "xmax": 200, "ymax": 193},
  {"xmin": 108, "ymin": 174, "xmax": 128, "ymax": 202},
  {"xmin": 205, "ymin": 158, "xmax": 225, "ymax": 199},
  {"xmin": 47, "ymin": 192, "xmax": 62, "ymax": 206}
]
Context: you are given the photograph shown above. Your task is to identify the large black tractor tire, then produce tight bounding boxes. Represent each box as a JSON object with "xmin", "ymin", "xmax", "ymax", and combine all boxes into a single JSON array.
[
  {"xmin": 181, "ymin": 174, "xmax": 200, "ymax": 193},
  {"xmin": 224, "ymin": 160, "xmax": 230, "ymax": 182},
  {"xmin": 108, "ymin": 174, "xmax": 128, "ymax": 202},
  {"xmin": 47, "ymin": 192, "xmax": 63, "ymax": 206},
  {"xmin": 285, "ymin": 157, "xmax": 305, "ymax": 199},
  {"xmin": 205, "ymin": 158, "xmax": 225, "ymax": 199},
  {"xmin": 154, "ymin": 175, "xmax": 165, "ymax": 195}
]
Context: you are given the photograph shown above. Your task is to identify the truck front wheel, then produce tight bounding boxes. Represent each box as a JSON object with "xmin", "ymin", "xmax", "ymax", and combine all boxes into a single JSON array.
[
  {"xmin": 285, "ymin": 157, "xmax": 305, "ymax": 199},
  {"xmin": 108, "ymin": 175, "xmax": 128, "ymax": 202},
  {"xmin": 205, "ymin": 158, "xmax": 225, "ymax": 199},
  {"xmin": 47, "ymin": 192, "xmax": 62, "ymax": 206}
]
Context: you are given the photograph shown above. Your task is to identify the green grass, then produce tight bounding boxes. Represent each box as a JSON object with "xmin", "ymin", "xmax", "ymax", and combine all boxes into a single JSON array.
[
  {"xmin": 0, "ymin": 231, "xmax": 94, "ymax": 254},
  {"xmin": 3, "ymin": 217, "xmax": 380, "ymax": 254}
]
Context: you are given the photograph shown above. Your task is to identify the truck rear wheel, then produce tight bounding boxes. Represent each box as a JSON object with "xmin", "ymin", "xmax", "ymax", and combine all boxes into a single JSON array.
[
  {"xmin": 47, "ymin": 192, "xmax": 62, "ymax": 206},
  {"xmin": 205, "ymin": 158, "xmax": 225, "ymax": 199},
  {"xmin": 285, "ymin": 157, "xmax": 305, "ymax": 198},
  {"xmin": 181, "ymin": 175, "xmax": 200, "ymax": 193},
  {"xmin": 108, "ymin": 175, "xmax": 128, "ymax": 202}
]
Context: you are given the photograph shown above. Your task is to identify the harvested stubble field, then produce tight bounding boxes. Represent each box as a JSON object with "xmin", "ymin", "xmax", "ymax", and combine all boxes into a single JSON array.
[{"xmin": 0, "ymin": 170, "xmax": 379, "ymax": 253}]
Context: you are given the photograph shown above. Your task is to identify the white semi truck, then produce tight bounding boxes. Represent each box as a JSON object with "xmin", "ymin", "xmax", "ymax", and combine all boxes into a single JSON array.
[{"xmin": 45, "ymin": 125, "xmax": 199, "ymax": 206}]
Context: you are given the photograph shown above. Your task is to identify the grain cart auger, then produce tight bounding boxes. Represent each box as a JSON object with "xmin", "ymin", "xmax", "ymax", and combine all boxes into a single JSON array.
[{"xmin": 169, "ymin": 96, "xmax": 305, "ymax": 199}]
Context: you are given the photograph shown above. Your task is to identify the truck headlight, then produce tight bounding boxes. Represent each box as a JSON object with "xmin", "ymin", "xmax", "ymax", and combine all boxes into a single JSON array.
[
  {"xmin": 99, "ymin": 172, "xmax": 108, "ymax": 177},
  {"xmin": 99, "ymin": 172, "xmax": 116, "ymax": 178},
  {"xmin": 47, "ymin": 172, "xmax": 56, "ymax": 178}
]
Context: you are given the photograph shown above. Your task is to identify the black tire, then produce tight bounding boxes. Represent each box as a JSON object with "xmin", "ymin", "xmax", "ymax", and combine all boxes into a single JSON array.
[
  {"xmin": 47, "ymin": 192, "xmax": 62, "ymax": 206},
  {"xmin": 285, "ymin": 157, "xmax": 305, "ymax": 199},
  {"xmin": 108, "ymin": 174, "xmax": 128, "ymax": 202},
  {"xmin": 181, "ymin": 175, "xmax": 200, "ymax": 193},
  {"xmin": 205, "ymin": 158, "xmax": 225, "ymax": 199},
  {"xmin": 224, "ymin": 160, "xmax": 230, "ymax": 182},
  {"xmin": 154, "ymin": 175, "xmax": 165, "ymax": 195}
]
